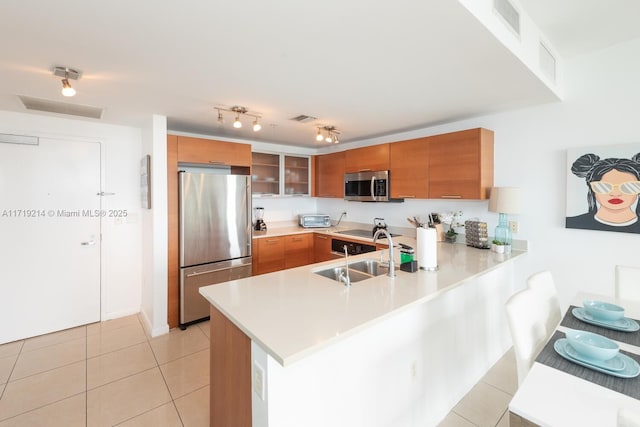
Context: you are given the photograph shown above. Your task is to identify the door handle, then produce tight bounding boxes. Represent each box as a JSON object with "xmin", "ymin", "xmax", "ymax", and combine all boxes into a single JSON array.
[{"xmin": 81, "ymin": 241, "xmax": 96, "ymax": 246}]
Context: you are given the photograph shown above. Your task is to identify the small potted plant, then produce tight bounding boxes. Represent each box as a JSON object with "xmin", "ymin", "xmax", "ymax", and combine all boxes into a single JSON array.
[
  {"xmin": 440, "ymin": 210, "xmax": 463, "ymax": 244},
  {"xmin": 492, "ymin": 239, "xmax": 505, "ymax": 254}
]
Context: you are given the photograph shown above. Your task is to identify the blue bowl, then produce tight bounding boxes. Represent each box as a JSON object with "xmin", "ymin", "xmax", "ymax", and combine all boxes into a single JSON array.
[
  {"xmin": 583, "ymin": 300, "xmax": 625, "ymax": 321},
  {"xmin": 565, "ymin": 329, "xmax": 619, "ymax": 361}
]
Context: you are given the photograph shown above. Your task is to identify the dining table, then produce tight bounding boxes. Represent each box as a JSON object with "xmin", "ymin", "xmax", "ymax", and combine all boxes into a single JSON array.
[{"xmin": 509, "ymin": 292, "xmax": 640, "ymax": 427}]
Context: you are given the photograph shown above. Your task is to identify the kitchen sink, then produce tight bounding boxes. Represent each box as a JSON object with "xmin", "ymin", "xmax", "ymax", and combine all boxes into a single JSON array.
[
  {"xmin": 314, "ymin": 266, "xmax": 372, "ymax": 283},
  {"xmin": 313, "ymin": 259, "xmax": 397, "ymax": 283},
  {"xmin": 347, "ymin": 259, "xmax": 394, "ymax": 276}
]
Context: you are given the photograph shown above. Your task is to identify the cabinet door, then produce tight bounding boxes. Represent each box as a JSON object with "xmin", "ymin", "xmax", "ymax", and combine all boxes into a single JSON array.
[
  {"xmin": 252, "ymin": 152, "xmax": 280, "ymax": 196},
  {"xmin": 256, "ymin": 237, "xmax": 285, "ymax": 275},
  {"xmin": 428, "ymin": 128, "xmax": 494, "ymax": 200},
  {"xmin": 284, "ymin": 155, "xmax": 310, "ymax": 196},
  {"xmin": 284, "ymin": 233, "xmax": 312, "ymax": 268},
  {"xmin": 390, "ymin": 137, "xmax": 430, "ymax": 199},
  {"xmin": 344, "ymin": 144, "xmax": 389, "ymax": 173},
  {"xmin": 315, "ymin": 152, "xmax": 345, "ymax": 198},
  {"xmin": 177, "ymin": 136, "xmax": 251, "ymax": 166},
  {"xmin": 313, "ymin": 234, "xmax": 334, "ymax": 263}
]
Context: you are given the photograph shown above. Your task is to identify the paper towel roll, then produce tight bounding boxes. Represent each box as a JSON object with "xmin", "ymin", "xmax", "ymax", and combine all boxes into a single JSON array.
[{"xmin": 417, "ymin": 227, "xmax": 438, "ymax": 270}]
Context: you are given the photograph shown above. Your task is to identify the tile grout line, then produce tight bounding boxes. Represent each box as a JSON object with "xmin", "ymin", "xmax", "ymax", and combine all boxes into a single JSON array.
[
  {"xmin": 0, "ymin": 340, "xmax": 24, "ymax": 401},
  {"xmin": 146, "ymin": 324, "xmax": 186, "ymax": 427}
]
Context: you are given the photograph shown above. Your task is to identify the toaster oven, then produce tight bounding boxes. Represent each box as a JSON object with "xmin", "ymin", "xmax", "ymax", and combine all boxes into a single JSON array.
[{"xmin": 298, "ymin": 214, "xmax": 331, "ymax": 228}]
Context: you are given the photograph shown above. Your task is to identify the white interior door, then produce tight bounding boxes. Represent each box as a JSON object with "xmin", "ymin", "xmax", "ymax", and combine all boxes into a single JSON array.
[{"xmin": 0, "ymin": 137, "xmax": 101, "ymax": 344}]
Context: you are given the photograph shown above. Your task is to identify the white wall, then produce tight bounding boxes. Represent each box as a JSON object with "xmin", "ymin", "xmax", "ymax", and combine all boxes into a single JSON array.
[
  {"xmin": 140, "ymin": 115, "xmax": 170, "ymax": 337},
  {"xmin": 0, "ymin": 110, "xmax": 143, "ymax": 321},
  {"xmin": 320, "ymin": 37, "xmax": 640, "ymax": 310}
]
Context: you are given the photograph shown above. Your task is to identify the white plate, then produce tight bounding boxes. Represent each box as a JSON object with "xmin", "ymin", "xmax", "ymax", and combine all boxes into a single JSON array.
[
  {"xmin": 554, "ymin": 339, "xmax": 640, "ymax": 378},
  {"xmin": 572, "ymin": 307, "xmax": 640, "ymax": 332}
]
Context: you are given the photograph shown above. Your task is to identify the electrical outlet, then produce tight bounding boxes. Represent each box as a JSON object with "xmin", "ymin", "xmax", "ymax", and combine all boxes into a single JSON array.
[
  {"xmin": 253, "ymin": 360, "xmax": 265, "ymax": 400},
  {"xmin": 509, "ymin": 221, "xmax": 519, "ymax": 234}
]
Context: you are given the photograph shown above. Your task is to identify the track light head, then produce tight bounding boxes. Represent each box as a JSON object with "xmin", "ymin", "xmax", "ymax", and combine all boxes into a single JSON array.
[
  {"xmin": 61, "ymin": 78, "xmax": 76, "ymax": 97},
  {"xmin": 215, "ymin": 106, "xmax": 262, "ymax": 132}
]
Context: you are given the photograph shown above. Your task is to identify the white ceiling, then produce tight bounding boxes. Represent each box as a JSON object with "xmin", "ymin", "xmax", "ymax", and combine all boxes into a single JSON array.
[{"xmin": 1, "ymin": 1, "xmax": 639, "ymax": 148}]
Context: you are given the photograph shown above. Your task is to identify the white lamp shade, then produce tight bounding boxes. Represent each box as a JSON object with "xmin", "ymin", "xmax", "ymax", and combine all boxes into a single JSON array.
[{"xmin": 489, "ymin": 187, "xmax": 521, "ymax": 214}]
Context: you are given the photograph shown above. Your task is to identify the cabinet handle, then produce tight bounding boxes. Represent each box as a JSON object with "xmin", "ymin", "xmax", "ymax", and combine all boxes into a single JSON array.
[
  {"xmin": 398, "ymin": 195, "xmax": 415, "ymax": 198},
  {"xmin": 291, "ymin": 237, "xmax": 303, "ymax": 242},
  {"xmin": 208, "ymin": 160, "xmax": 227, "ymax": 165},
  {"xmin": 359, "ymin": 168, "xmax": 372, "ymax": 172},
  {"xmin": 266, "ymin": 239, "xmax": 280, "ymax": 244},
  {"xmin": 440, "ymin": 195, "xmax": 462, "ymax": 199},
  {"xmin": 316, "ymin": 235, "xmax": 328, "ymax": 240}
]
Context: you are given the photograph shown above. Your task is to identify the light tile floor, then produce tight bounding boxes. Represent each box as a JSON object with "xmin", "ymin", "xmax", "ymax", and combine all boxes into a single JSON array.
[
  {"xmin": 0, "ymin": 314, "xmax": 517, "ymax": 427},
  {"xmin": 0, "ymin": 315, "xmax": 210, "ymax": 427}
]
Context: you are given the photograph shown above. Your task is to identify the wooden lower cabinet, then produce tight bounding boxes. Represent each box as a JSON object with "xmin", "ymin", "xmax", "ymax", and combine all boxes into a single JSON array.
[
  {"xmin": 255, "ymin": 236, "xmax": 285, "ymax": 275},
  {"xmin": 313, "ymin": 233, "xmax": 334, "ymax": 263},
  {"xmin": 284, "ymin": 233, "xmax": 312, "ymax": 269},
  {"xmin": 210, "ymin": 306, "xmax": 251, "ymax": 427}
]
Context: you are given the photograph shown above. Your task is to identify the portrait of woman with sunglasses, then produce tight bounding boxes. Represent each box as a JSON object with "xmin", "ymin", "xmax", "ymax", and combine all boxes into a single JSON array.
[{"xmin": 566, "ymin": 152, "xmax": 640, "ymax": 233}]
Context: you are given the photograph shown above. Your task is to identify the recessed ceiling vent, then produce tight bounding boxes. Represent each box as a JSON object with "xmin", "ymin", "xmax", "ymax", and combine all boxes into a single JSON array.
[
  {"xmin": 494, "ymin": 0, "xmax": 520, "ymax": 36},
  {"xmin": 18, "ymin": 95, "xmax": 103, "ymax": 119},
  {"xmin": 290, "ymin": 114, "xmax": 317, "ymax": 123}
]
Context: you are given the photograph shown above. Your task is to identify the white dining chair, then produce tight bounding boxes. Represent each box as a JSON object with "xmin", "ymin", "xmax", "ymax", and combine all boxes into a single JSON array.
[
  {"xmin": 615, "ymin": 265, "xmax": 640, "ymax": 301},
  {"xmin": 527, "ymin": 270, "xmax": 562, "ymax": 334},
  {"xmin": 505, "ymin": 288, "xmax": 550, "ymax": 386}
]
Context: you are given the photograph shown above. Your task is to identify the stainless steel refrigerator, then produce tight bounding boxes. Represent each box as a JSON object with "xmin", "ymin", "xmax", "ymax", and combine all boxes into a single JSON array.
[{"xmin": 179, "ymin": 168, "xmax": 252, "ymax": 328}]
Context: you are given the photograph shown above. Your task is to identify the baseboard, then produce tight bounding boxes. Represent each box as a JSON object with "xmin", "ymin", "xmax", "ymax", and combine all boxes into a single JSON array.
[{"xmin": 139, "ymin": 309, "xmax": 170, "ymax": 338}]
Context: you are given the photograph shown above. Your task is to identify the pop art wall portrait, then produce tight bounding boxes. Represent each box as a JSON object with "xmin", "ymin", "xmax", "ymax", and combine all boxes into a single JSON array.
[{"xmin": 566, "ymin": 144, "xmax": 640, "ymax": 234}]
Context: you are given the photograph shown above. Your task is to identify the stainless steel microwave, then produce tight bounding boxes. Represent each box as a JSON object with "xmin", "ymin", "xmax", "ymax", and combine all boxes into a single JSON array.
[{"xmin": 344, "ymin": 170, "xmax": 391, "ymax": 202}]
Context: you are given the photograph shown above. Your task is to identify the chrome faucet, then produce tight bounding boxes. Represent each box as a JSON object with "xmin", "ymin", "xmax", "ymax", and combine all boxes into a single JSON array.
[
  {"xmin": 338, "ymin": 244, "xmax": 351, "ymax": 287},
  {"xmin": 373, "ymin": 229, "xmax": 396, "ymax": 278}
]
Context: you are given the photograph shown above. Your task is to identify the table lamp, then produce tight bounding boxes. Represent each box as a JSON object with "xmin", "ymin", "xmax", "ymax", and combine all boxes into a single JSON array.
[{"xmin": 488, "ymin": 187, "xmax": 521, "ymax": 247}]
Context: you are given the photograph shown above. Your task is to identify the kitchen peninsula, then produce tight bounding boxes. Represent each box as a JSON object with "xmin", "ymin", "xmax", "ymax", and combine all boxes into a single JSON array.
[{"xmin": 200, "ymin": 233, "xmax": 526, "ymax": 427}]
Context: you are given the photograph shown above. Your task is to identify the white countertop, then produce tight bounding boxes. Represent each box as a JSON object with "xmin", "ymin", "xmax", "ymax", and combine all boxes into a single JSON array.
[{"xmin": 200, "ymin": 232, "xmax": 526, "ymax": 366}]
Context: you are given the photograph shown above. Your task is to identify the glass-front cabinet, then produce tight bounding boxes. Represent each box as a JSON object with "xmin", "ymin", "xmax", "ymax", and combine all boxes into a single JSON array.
[
  {"xmin": 252, "ymin": 152, "xmax": 310, "ymax": 197},
  {"xmin": 251, "ymin": 152, "xmax": 280, "ymax": 196}
]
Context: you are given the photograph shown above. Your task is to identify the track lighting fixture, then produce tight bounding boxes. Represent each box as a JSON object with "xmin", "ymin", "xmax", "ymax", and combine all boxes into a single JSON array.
[
  {"xmin": 53, "ymin": 66, "xmax": 81, "ymax": 97},
  {"xmin": 315, "ymin": 126, "xmax": 341, "ymax": 144},
  {"xmin": 215, "ymin": 106, "xmax": 263, "ymax": 132}
]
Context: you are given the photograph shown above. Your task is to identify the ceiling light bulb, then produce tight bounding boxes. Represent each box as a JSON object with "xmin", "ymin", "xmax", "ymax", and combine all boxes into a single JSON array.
[
  {"xmin": 325, "ymin": 135, "xmax": 333, "ymax": 143},
  {"xmin": 61, "ymin": 79, "xmax": 76, "ymax": 97},
  {"xmin": 217, "ymin": 111, "xmax": 224, "ymax": 124},
  {"xmin": 233, "ymin": 115, "xmax": 242, "ymax": 128},
  {"xmin": 334, "ymin": 135, "xmax": 340, "ymax": 144},
  {"xmin": 252, "ymin": 120, "xmax": 261, "ymax": 132},
  {"xmin": 316, "ymin": 129, "xmax": 324, "ymax": 141}
]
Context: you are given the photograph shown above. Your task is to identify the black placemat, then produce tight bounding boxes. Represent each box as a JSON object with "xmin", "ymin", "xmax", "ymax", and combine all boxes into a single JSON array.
[
  {"xmin": 536, "ymin": 330, "xmax": 640, "ymax": 400},
  {"xmin": 561, "ymin": 305, "xmax": 640, "ymax": 347}
]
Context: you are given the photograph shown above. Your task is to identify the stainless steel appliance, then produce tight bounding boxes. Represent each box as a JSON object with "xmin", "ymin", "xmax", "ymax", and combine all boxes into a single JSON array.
[
  {"xmin": 344, "ymin": 170, "xmax": 392, "ymax": 202},
  {"xmin": 299, "ymin": 214, "xmax": 331, "ymax": 228},
  {"xmin": 331, "ymin": 238, "xmax": 377, "ymax": 256},
  {"xmin": 179, "ymin": 168, "xmax": 252, "ymax": 328}
]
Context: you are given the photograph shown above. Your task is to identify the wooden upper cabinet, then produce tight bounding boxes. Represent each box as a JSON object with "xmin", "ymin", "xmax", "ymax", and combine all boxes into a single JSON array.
[
  {"xmin": 389, "ymin": 137, "xmax": 430, "ymax": 199},
  {"xmin": 314, "ymin": 151, "xmax": 345, "ymax": 198},
  {"xmin": 176, "ymin": 135, "xmax": 251, "ymax": 167},
  {"xmin": 344, "ymin": 144, "xmax": 389, "ymax": 173},
  {"xmin": 428, "ymin": 128, "xmax": 494, "ymax": 200}
]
